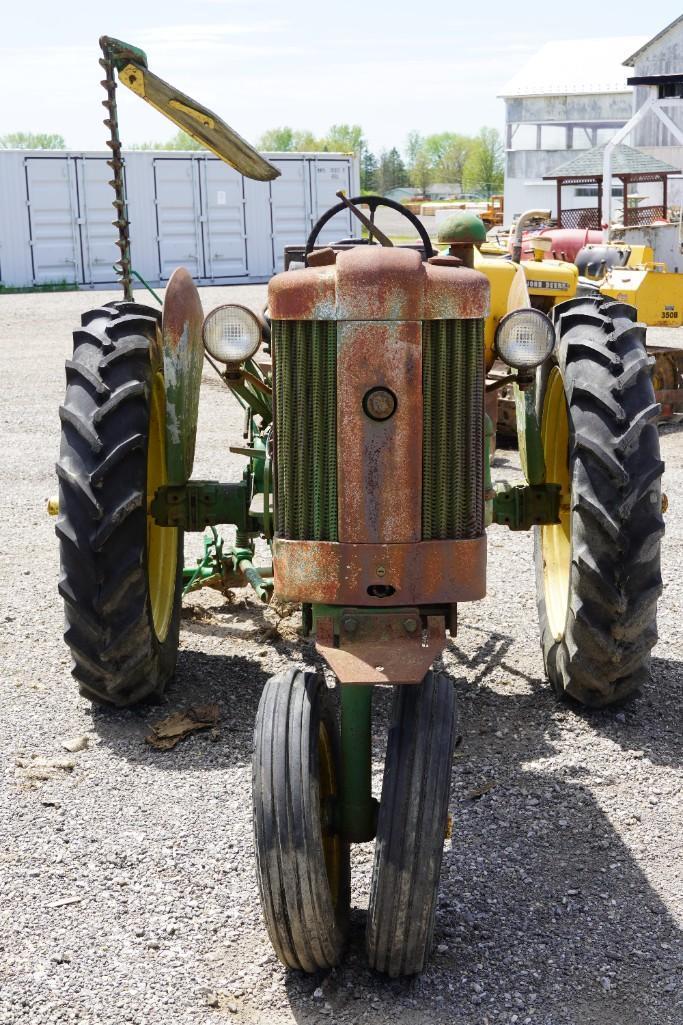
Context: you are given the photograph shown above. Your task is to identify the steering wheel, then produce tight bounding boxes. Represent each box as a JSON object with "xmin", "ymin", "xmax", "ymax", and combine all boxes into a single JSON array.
[{"xmin": 305, "ymin": 194, "xmax": 435, "ymax": 263}]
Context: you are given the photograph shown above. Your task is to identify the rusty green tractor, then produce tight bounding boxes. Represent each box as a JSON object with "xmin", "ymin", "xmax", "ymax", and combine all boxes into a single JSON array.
[{"xmin": 55, "ymin": 38, "xmax": 665, "ymax": 976}]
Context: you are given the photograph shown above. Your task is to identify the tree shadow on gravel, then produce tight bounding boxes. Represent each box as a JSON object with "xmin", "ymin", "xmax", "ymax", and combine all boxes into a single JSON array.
[{"xmin": 280, "ymin": 631, "xmax": 681, "ymax": 1025}]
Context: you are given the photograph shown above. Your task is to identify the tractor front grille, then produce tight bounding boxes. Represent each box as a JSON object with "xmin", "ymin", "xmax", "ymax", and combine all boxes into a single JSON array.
[
  {"xmin": 272, "ymin": 320, "xmax": 338, "ymax": 540},
  {"xmin": 273, "ymin": 317, "xmax": 484, "ymax": 544},
  {"xmin": 422, "ymin": 319, "xmax": 485, "ymax": 540}
]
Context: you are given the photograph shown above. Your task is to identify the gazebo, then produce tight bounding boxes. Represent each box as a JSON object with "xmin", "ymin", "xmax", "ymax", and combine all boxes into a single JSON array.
[{"xmin": 544, "ymin": 143, "xmax": 680, "ymax": 229}]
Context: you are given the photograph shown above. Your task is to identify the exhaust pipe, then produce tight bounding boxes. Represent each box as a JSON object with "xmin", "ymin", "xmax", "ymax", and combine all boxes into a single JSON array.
[{"xmin": 512, "ymin": 209, "xmax": 551, "ymax": 264}]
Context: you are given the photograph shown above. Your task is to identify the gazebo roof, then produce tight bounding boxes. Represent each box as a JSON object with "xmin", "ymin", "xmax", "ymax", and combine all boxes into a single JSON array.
[{"xmin": 544, "ymin": 143, "xmax": 680, "ymax": 181}]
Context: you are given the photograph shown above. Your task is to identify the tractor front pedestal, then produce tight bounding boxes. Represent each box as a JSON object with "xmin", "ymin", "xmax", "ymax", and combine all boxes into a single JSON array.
[{"xmin": 338, "ymin": 684, "xmax": 376, "ymax": 844}]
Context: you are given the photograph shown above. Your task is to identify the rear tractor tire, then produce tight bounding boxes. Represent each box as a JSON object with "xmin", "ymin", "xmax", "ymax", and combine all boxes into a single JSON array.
[
  {"xmin": 56, "ymin": 301, "xmax": 183, "ymax": 707},
  {"xmin": 535, "ymin": 297, "xmax": 664, "ymax": 707}
]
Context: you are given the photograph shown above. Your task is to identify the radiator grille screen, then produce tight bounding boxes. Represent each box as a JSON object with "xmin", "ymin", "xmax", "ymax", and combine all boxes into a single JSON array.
[
  {"xmin": 273, "ymin": 320, "xmax": 338, "ymax": 540},
  {"xmin": 422, "ymin": 319, "xmax": 485, "ymax": 540}
]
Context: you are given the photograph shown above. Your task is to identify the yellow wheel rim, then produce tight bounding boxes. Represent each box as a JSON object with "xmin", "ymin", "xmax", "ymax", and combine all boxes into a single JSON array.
[
  {"xmin": 146, "ymin": 372, "xmax": 178, "ymax": 642},
  {"xmin": 541, "ymin": 366, "xmax": 571, "ymax": 640},
  {"xmin": 318, "ymin": 723, "xmax": 342, "ymax": 909}
]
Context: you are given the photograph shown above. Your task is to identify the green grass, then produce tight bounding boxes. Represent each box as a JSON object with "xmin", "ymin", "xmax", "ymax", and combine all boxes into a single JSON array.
[
  {"xmin": 0, "ymin": 281, "xmax": 78, "ymax": 295},
  {"xmin": 389, "ymin": 233, "xmax": 439, "ymax": 244}
]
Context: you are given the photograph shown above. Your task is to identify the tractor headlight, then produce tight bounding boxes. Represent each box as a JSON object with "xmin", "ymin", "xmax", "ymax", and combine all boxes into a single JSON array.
[
  {"xmin": 494, "ymin": 309, "xmax": 555, "ymax": 370},
  {"xmin": 202, "ymin": 304, "xmax": 262, "ymax": 364}
]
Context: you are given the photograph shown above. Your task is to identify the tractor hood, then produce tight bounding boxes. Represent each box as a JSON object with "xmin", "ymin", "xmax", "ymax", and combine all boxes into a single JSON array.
[{"xmin": 269, "ymin": 248, "xmax": 490, "ymax": 321}]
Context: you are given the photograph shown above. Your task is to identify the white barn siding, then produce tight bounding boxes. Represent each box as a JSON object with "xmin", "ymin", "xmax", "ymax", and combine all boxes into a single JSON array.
[
  {"xmin": 500, "ymin": 36, "xmax": 646, "ymax": 223},
  {"xmin": 628, "ymin": 18, "xmax": 683, "ymax": 148}
]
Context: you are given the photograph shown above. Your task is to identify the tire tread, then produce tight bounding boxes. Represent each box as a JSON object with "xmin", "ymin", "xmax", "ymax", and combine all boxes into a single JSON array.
[
  {"xmin": 56, "ymin": 301, "xmax": 182, "ymax": 707},
  {"xmin": 535, "ymin": 298, "xmax": 663, "ymax": 707},
  {"xmin": 367, "ymin": 672, "xmax": 457, "ymax": 976}
]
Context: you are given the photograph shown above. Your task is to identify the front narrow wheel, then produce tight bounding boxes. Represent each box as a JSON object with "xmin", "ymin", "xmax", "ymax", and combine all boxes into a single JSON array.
[
  {"xmin": 367, "ymin": 672, "xmax": 457, "ymax": 977},
  {"xmin": 252, "ymin": 669, "xmax": 350, "ymax": 972}
]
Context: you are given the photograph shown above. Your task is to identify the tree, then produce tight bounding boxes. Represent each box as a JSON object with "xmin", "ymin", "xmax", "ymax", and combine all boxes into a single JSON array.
[
  {"xmin": 377, "ymin": 148, "xmax": 408, "ymax": 194},
  {"xmin": 257, "ymin": 126, "xmax": 295, "ymax": 151},
  {"xmin": 0, "ymin": 132, "xmax": 65, "ymax": 149},
  {"xmin": 360, "ymin": 146, "xmax": 379, "ymax": 192},
  {"xmin": 462, "ymin": 127, "xmax": 504, "ymax": 198},
  {"xmin": 405, "ymin": 130, "xmax": 432, "ymax": 192},
  {"xmin": 434, "ymin": 135, "xmax": 475, "ymax": 188},
  {"xmin": 258, "ymin": 123, "xmax": 366, "ymax": 155},
  {"xmin": 324, "ymin": 124, "xmax": 365, "ymax": 154},
  {"xmin": 405, "ymin": 130, "xmax": 423, "ymax": 168},
  {"xmin": 409, "ymin": 149, "xmax": 433, "ymax": 193},
  {"xmin": 129, "ymin": 130, "xmax": 204, "ymax": 151},
  {"xmin": 291, "ymin": 129, "xmax": 324, "ymax": 151},
  {"xmin": 405, "ymin": 131, "xmax": 473, "ymax": 194}
]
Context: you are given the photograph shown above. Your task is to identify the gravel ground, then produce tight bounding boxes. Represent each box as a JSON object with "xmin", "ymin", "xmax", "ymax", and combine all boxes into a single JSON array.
[{"xmin": 0, "ymin": 286, "xmax": 681, "ymax": 1025}]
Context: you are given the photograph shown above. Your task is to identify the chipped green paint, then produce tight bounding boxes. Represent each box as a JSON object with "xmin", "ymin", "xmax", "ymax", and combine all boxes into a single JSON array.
[
  {"xmin": 161, "ymin": 268, "xmax": 204, "ymax": 484},
  {"xmin": 515, "ymin": 380, "xmax": 546, "ymax": 485}
]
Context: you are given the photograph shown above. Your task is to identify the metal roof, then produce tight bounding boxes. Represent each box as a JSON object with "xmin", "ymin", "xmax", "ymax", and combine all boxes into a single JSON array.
[
  {"xmin": 623, "ymin": 15, "xmax": 683, "ymax": 65},
  {"xmin": 544, "ymin": 143, "xmax": 680, "ymax": 179},
  {"xmin": 500, "ymin": 36, "xmax": 648, "ymax": 98}
]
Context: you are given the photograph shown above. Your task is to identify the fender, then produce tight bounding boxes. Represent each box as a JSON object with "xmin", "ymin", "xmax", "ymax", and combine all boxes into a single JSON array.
[{"xmin": 161, "ymin": 267, "xmax": 204, "ymax": 484}]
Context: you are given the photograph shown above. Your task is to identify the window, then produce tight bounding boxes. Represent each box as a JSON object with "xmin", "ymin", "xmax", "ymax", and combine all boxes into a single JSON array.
[
  {"xmin": 541, "ymin": 125, "xmax": 568, "ymax": 149},
  {"xmin": 508, "ymin": 124, "xmax": 539, "ymax": 150},
  {"xmin": 659, "ymin": 82, "xmax": 683, "ymax": 99},
  {"xmin": 595, "ymin": 127, "xmax": 618, "ymax": 145},
  {"xmin": 575, "ymin": 185, "xmax": 622, "ymax": 198},
  {"xmin": 571, "ymin": 127, "xmax": 594, "ymax": 150}
]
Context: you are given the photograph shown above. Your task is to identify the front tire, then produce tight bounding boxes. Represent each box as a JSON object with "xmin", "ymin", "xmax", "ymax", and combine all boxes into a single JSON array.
[
  {"xmin": 56, "ymin": 301, "xmax": 183, "ymax": 707},
  {"xmin": 366, "ymin": 672, "xmax": 457, "ymax": 976},
  {"xmin": 252, "ymin": 669, "xmax": 350, "ymax": 972},
  {"xmin": 535, "ymin": 297, "xmax": 664, "ymax": 707}
]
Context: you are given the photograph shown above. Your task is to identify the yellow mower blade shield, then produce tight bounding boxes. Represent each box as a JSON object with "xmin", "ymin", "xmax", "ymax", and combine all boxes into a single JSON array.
[{"xmin": 117, "ymin": 61, "xmax": 280, "ymax": 182}]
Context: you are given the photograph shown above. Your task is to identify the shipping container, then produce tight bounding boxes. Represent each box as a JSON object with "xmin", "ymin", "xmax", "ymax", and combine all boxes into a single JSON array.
[{"xmin": 0, "ymin": 150, "xmax": 360, "ymax": 289}]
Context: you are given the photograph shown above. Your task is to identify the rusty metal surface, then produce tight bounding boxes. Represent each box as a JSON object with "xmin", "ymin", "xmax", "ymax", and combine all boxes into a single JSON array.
[
  {"xmin": 656, "ymin": 388, "xmax": 683, "ymax": 405},
  {"xmin": 306, "ymin": 247, "xmax": 337, "ymax": 268},
  {"xmin": 272, "ymin": 537, "xmax": 487, "ymax": 604},
  {"xmin": 99, "ymin": 43, "xmax": 132, "ymax": 298},
  {"xmin": 315, "ymin": 610, "xmax": 446, "ymax": 685},
  {"xmin": 423, "ymin": 261, "xmax": 489, "ymax": 320},
  {"xmin": 428, "ymin": 254, "xmax": 462, "ymax": 267},
  {"xmin": 162, "ymin": 267, "xmax": 205, "ymax": 483},
  {"xmin": 268, "ymin": 265, "xmax": 337, "ymax": 320},
  {"xmin": 335, "ymin": 248, "xmax": 424, "ymax": 320},
  {"xmin": 651, "ymin": 348, "xmax": 683, "ymax": 418},
  {"xmin": 268, "ymin": 246, "xmax": 489, "ymax": 321},
  {"xmin": 337, "ymin": 321, "xmax": 422, "ymax": 543}
]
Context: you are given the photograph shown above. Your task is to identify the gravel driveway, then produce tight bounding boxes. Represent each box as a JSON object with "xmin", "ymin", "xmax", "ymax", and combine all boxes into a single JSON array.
[{"xmin": 0, "ymin": 286, "xmax": 681, "ymax": 1025}]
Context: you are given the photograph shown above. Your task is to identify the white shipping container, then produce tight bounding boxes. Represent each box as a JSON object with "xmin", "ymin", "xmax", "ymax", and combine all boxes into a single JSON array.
[{"xmin": 0, "ymin": 149, "xmax": 359, "ymax": 289}]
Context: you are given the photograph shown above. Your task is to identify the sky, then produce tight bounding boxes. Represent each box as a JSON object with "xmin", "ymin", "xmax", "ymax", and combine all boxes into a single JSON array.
[{"xmin": 1, "ymin": 1, "xmax": 682, "ymax": 155}]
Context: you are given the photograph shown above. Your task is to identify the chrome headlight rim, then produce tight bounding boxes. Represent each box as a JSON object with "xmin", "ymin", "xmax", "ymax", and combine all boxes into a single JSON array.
[
  {"xmin": 202, "ymin": 303, "xmax": 263, "ymax": 365},
  {"xmin": 494, "ymin": 308, "xmax": 555, "ymax": 371}
]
